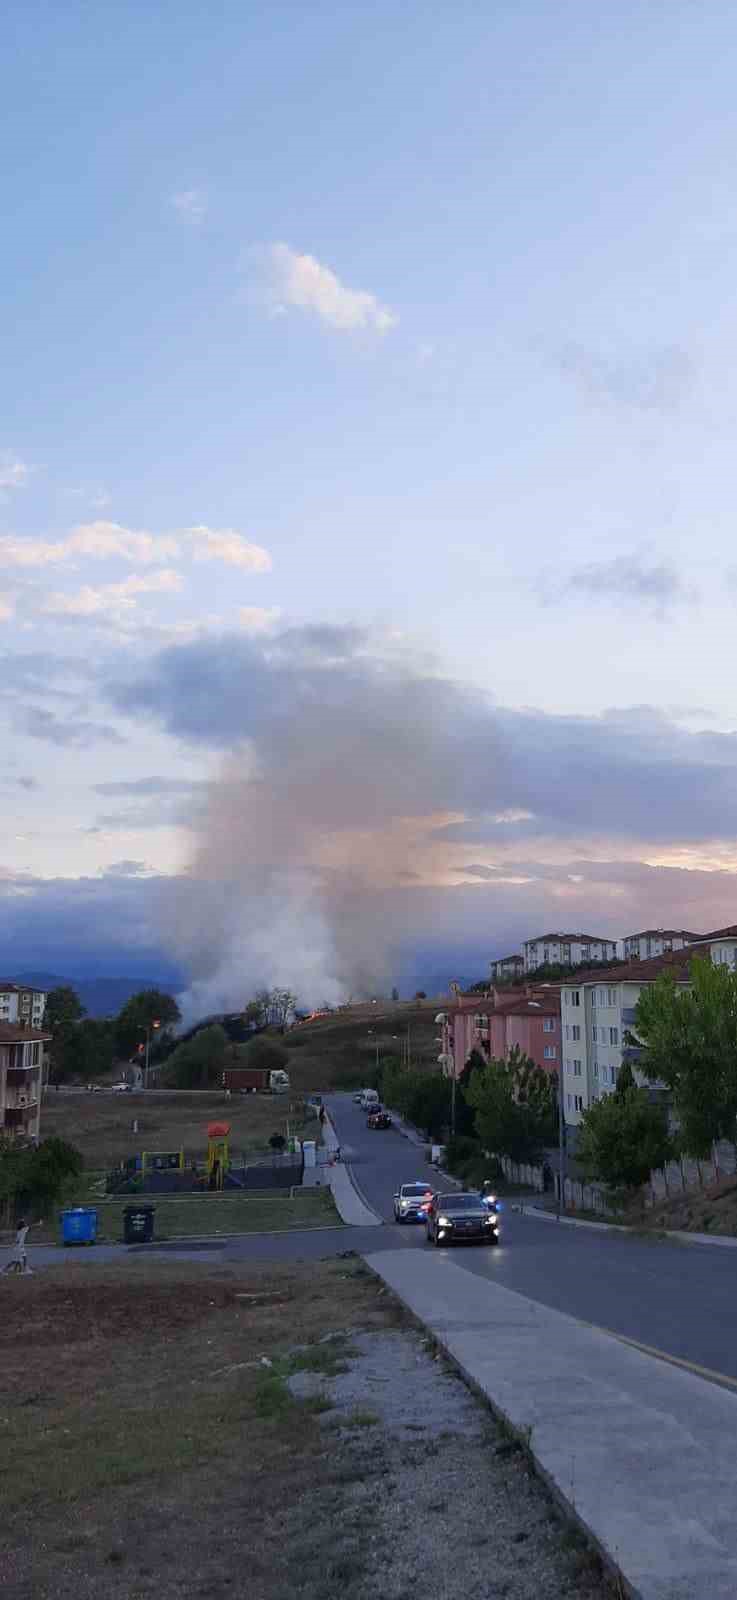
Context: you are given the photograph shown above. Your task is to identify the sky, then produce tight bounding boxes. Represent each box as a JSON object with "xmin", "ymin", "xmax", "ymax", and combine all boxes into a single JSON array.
[{"xmin": 3, "ymin": 2, "xmax": 737, "ymax": 998}]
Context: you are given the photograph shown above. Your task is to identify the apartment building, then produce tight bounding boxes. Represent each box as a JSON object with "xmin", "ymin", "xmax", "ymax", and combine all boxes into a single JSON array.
[
  {"xmin": 0, "ymin": 1022, "xmax": 50, "ymax": 1141},
  {"xmin": 686, "ymin": 924, "xmax": 737, "ymax": 968},
  {"xmin": 523, "ymin": 933, "xmax": 617, "ymax": 973},
  {"xmin": 439, "ymin": 990, "xmax": 561, "ymax": 1079},
  {"xmin": 0, "ymin": 983, "xmax": 47, "ymax": 1028},
  {"xmin": 489, "ymin": 954, "xmax": 525, "ymax": 982},
  {"xmin": 560, "ymin": 951, "xmax": 692, "ymax": 1125},
  {"xmin": 622, "ymin": 929, "xmax": 700, "ymax": 962}
]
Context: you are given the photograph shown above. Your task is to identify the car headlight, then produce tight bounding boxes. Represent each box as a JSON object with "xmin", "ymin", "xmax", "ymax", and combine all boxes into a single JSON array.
[
  {"xmin": 484, "ymin": 1217, "xmax": 497, "ymax": 1227},
  {"xmin": 437, "ymin": 1216, "xmax": 451, "ymax": 1226}
]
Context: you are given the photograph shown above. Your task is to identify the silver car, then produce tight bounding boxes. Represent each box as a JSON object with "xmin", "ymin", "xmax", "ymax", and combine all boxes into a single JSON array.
[{"xmin": 393, "ymin": 1181, "xmax": 433, "ymax": 1223}]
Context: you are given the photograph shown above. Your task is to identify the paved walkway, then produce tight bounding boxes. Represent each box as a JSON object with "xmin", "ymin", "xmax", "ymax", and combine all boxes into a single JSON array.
[
  {"xmin": 322, "ymin": 1111, "xmax": 383, "ymax": 1226},
  {"xmin": 367, "ymin": 1248, "xmax": 737, "ymax": 1600}
]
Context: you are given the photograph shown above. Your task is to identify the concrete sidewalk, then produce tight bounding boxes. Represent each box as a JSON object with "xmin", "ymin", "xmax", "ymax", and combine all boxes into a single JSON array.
[
  {"xmin": 367, "ymin": 1248, "xmax": 737, "ymax": 1600},
  {"xmin": 322, "ymin": 1113, "xmax": 383, "ymax": 1227}
]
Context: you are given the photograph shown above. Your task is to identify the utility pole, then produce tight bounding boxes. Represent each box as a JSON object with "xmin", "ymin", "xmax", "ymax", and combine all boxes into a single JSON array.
[
  {"xmin": 451, "ymin": 1069, "xmax": 456, "ymax": 1137},
  {"xmin": 556, "ymin": 1068, "xmax": 565, "ymax": 1220}
]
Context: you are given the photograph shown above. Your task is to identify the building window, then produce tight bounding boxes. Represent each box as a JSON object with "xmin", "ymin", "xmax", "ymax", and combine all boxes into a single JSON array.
[
  {"xmin": 567, "ymin": 1093, "xmax": 572, "ymax": 1110},
  {"xmin": 544, "ymin": 1045, "xmax": 557, "ymax": 1059},
  {"xmin": 573, "ymin": 1059, "xmax": 582, "ymax": 1077},
  {"xmin": 571, "ymin": 1024, "xmax": 580, "ymax": 1041},
  {"xmin": 593, "ymin": 1061, "xmax": 598, "ymax": 1077},
  {"xmin": 609, "ymin": 1027, "xmax": 619, "ymax": 1046},
  {"xmin": 31, "ymin": 1042, "xmax": 40, "ymax": 1066},
  {"xmin": 571, "ymin": 990, "xmax": 580, "ymax": 1007},
  {"xmin": 574, "ymin": 1094, "xmax": 583, "ymax": 1112},
  {"xmin": 592, "ymin": 1025, "xmax": 598, "ymax": 1043},
  {"xmin": 607, "ymin": 988, "xmax": 616, "ymax": 1005},
  {"xmin": 543, "ymin": 1018, "xmax": 555, "ymax": 1033}
]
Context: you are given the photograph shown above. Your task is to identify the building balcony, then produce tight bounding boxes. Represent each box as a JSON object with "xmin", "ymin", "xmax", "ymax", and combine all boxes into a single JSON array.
[
  {"xmin": 4, "ymin": 1105, "xmax": 35, "ymax": 1129},
  {"xmin": 4, "ymin": 1088, "xmax": 39, "ymax": 1111}
]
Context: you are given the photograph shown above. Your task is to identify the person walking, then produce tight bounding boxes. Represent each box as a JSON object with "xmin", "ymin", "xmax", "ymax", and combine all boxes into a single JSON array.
[{"xmin": 2, "ymin": 1218, "xmax": 42, "ymax": 1275}]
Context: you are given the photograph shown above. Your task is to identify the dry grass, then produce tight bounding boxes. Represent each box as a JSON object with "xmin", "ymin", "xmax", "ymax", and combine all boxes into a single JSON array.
[
  {"xmin": 283, "ymin": 1002, "xmax": 441, "ymax": 1093},
  {"xmin": 0, "ymin": 1256, "xmax": 402, "ymax": 1600},
  {"xmin": 634, "ymin": 1173, "xmax": 737, "ymax": 1236},
  {"xmin": 41, "ymin": 1089, "xmax": 315, "ymax": 1169}
]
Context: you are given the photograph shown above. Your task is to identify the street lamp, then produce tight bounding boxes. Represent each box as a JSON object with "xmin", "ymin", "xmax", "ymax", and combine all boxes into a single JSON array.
[{"xmin": 140, "ymin": 1019, "xmax": 161, "ymax": 1089}]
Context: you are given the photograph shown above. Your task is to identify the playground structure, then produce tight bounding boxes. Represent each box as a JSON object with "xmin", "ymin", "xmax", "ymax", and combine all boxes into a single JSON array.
[
  {"xmin": 108, "ymin": 1117, "xmax": 303, "ymax": 1195},
  {"xmin": 206, "ymin": 1122, "xmax": 230, "ymax": 1191}
]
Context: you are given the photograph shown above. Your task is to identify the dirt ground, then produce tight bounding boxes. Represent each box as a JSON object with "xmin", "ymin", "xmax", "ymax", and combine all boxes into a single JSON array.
[
  {"xmin": 0, "ymin": 1257, "xmax": 616, "ymax": 1600},
  {"xmin": 41, "ymin": 1090, "xmax": 315, "ymax": 1169}
]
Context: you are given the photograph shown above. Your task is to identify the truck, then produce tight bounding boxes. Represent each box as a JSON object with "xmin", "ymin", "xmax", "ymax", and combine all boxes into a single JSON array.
[{"xmin": 222, "ymin": 1067, "xmax": 290, "ymax": 1095}]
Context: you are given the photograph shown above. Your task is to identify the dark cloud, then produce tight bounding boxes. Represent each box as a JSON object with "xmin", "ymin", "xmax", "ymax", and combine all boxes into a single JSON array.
[
  {"xmin": 556, "ymin": 341, "xmax": 694, "ymax": 412},
  {"xmin": 102, "ymin": 861, "xmax": 152, "ymax": 877},
  {"xmin": 94, "ymin": 777, "xmax": 208, "ymax": 797},
  {"xmin": 105, "ymin": 627, "xmax": 737, "ymax": 846},
  {"xmin": 15, "ymin": 705, "xmax": 126, "ymax": 748},
  {"xmin": 565, "ymin": 555, "xmax": 695, "ymax": 615}
]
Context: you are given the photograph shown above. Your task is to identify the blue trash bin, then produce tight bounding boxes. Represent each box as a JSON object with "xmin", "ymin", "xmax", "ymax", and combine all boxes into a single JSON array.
[{"xmin": 60, "ymin": 1207, "xmax": 98, "ymax": 1246}]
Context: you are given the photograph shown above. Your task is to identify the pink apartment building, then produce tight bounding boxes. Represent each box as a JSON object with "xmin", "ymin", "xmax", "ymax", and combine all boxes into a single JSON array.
[{"xmin": 439, "ymin": 991, "xmax": 561, "ymax": 1080}]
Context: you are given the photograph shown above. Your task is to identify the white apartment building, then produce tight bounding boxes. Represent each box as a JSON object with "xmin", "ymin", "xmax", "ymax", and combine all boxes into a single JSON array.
[
  {"xmin": 686, "ymin": 924, "xmax": 737, "ymax": 969},
  {"xmin": 561, "ymin": 954, "xmax": 692, "ymax": 1125},
  {"xmin": 524, "ymin": 933, "xmax": 617, "ymax": 973},
  {"xmin": 0, "ymin": 1022, "xmax": 49, "ymax": 1141},
  {"xmin": 0, "ymin": 983, "xmax": 47, "ymax": 1028},
  {"xmin": 622, "ymin": 929, "xmax": 700, "ymax": 962},
  {"xmin": 489, "ymin": 954, "xmax": 525, "ymax": 981}
]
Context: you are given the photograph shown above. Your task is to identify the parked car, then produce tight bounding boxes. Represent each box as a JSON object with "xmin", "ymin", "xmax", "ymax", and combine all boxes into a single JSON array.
[
  {"xmin": 360, "ymin": 1089, "xmax": 380, "ymax": 1112},
  {"xmin": 366, "ymin": 1109, "xmax": 392, "ymax": 1130},
  {"xmin": 111, "ymin": 1082, "xmax": 132, "ymax": 1094},
  {"xmin": 425, "ymin": 1192, "xmax": 500, "ymax": 1246},
  {"xmin": 393, "ymin": 1181, "xmax": 434, "ymax": 1223}
]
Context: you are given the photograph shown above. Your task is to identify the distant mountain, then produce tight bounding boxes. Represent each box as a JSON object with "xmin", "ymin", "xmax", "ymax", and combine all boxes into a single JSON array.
[{"xmin": 11, "ymin": 973, "xmax": 182, "ymax": 1018}]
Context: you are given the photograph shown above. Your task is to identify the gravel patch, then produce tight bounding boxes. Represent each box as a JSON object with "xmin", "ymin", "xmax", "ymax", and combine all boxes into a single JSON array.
[{"xmin": 286, "ymin": 1327, "xmax": 616, "ymax": 1599}]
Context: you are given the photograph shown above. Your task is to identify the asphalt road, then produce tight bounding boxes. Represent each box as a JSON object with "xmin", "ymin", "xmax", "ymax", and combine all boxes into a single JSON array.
[{"xmin": 327, "ymin": 1093, "xmax": 737, "ymax": 1386}]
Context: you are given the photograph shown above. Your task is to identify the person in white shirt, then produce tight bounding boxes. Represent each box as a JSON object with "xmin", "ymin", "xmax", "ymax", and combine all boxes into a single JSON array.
[{"xmin": 3, "ymin": 1218, "xmax": 41, "ymax": 1274}]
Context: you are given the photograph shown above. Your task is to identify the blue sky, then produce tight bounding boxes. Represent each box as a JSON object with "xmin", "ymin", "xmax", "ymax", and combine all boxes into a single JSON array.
[{"xmin": 3, "ymin": 3, "xmax": 737, "ymax": 996}]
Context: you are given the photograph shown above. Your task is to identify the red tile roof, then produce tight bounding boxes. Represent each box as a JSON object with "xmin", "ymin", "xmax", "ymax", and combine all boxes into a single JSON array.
[
  {"xmin": 691, "ymin": 925, "xmax": 737, "ymax": 943},
  {"xmin": 524, "ymin": 933, "xmax": 615, "ymax": 945},
  {"xmin": 0, "ymin": 1024, "xmax": 50, "ymax": 1043},
  {"xmin": 564, "ymin": 949, "xmax": 697, "ymax": 987},
  {"xmin": 624, "ymin": 929, "xmax": 701, "ymax": 941}
]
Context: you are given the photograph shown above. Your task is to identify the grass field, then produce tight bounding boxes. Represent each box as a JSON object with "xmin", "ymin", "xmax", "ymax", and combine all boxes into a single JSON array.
[
  {"xmin": 41, "ymin": 1089, "xmax": 316, "ymax": 1168},
  {"xmin": 37, "ymin": 1186, "xmax": 340, "ymax": 1245},
  {"xmin": 0, "ymin": 1256, "xmax": 613, "ymax": 1600},
  {"xmin": 0, "ymin": 1257, "xmax": 399, "ymax": 1600}
]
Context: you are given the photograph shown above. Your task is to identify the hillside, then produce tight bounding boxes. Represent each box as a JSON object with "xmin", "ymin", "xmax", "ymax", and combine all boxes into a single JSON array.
[
  {"xmin": 280, "ymin": 999, "xmax": 443, "ymax": 1094},
  {"xmin": 636, "ymin": 1175, "xmax": 737, "ymax": 1237}
]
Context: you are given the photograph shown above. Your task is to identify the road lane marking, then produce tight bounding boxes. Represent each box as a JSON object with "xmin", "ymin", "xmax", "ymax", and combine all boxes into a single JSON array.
[{"xmin": 581, "ymin": 1320, "xmax": 737, "ymax": 1394}]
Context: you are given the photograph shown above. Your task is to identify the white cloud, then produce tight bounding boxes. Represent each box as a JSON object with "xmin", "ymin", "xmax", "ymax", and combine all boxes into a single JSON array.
[
  {"xmin": 171, "ymin": 189, "xmax": 207, "ymax": 225},
  {"xmin": 0, "ymin": 520, "xmax": 178, "ymax": 569},
  {"xmin": 185, "ymin": 525, "xmax": 272, "ymax": 571},
  {"xmin": 266, "ymin": 243, "xmax": 398, "ymax": 334},
  {"xmin": 0, "ymin": 452, "xmax": 30, "ymax": 492},
  {"xmin": 238, "ymin": 606, "xmax": 281, "ymax": 633},
  {"xmin": 42, "ymin": 570, "xmax": 183, "ymax": 617},
  {"xmin": 0, "ymin": 599, "xmax": 14, "ymax": 622}
]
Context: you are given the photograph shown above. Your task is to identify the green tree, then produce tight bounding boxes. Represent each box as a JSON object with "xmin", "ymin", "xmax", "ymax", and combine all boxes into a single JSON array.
[
  {"xmin": 244, "ymin": 1038, "xmax": 290, "ymax": 1073},
  {"xmin": 244, "ymin": 999, "xmax": 264, "ymax": 1026},
  {"xmin": 634, "ymin": 958, "xmax": 737, "ymax": 1158},
  {"xmin": 466, "ymin": 1055, "xmax": 548, "ymax": 1164},
  {"xmin": 163, "ymin": 1024, "xmax": 228, "ymax": 1089},
  {"xmin": 0, "ymin": 1136, "xmax": 83, "ymax": 1223},
  {"xmin": 115, "ymin": 989, "xmax": 181, "ymax": 1058},
  {"xmin": 577, "ymin": 1088, "xmax": 673, "ymax": 1192},
  {"xmin": 45, "ymin": 986, "xmax": 86, "ymax": 1083}
]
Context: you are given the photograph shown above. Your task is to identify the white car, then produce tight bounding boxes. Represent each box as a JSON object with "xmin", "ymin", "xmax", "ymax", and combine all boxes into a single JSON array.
[
  {"xmin": 393, "ymin": 1181, "xmax": 433, "ymax": 1223},
  {"xmin": 111, "ymin": 1082, "xmax": 132, "ymax": 1094}
]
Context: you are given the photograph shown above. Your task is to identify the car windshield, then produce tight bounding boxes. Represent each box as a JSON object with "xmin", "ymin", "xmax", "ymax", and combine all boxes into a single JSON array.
[
  {"xmin": 441, "ymin": 1195, "xmax": 483, "ymax": 1211},
  {"xmin": 402, "ymin": 1184, "xmax": 431, "ymax": 1198}
]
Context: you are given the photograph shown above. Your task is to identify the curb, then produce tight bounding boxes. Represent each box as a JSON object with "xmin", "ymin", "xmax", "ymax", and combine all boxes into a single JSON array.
[
  {"xmin": 520, "ymin": 1203, "xmax": 737, "ymax": 1251},
  {"xmin": 323, "ymin": 1111, "xmax": 384, "ymax": 1226}
]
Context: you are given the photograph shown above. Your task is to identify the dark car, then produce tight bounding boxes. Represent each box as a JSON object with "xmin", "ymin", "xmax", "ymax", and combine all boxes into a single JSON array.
[
  {"xmin": 367, "ymin": 1110, "xmax": 392, "ymax": 1129},
  {"xmin": 393, "ymin": 1181, "xmax": 433, "ymax": 1222},
  {"xmin": 425, "ymin": 1191, "xmax": 500, "ymax": 1246}
]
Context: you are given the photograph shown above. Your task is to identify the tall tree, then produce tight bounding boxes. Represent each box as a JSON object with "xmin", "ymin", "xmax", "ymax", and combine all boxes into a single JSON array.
[
  {"xmin": 44, "ymin": 986, "xmax": 86, "ymax": 1083},
  {"xmin": 163, "ymin": 1024, "xmax": 228, "ymax": 1089},
  {"xmin": 634, "ymin": 958, "xmax": 737, "ymax": 1158},
  {"xmin": 466, "ymin": 1054, "xmax": 550, "ymax": 1164},
  {"xmin": 115, "ymin": 989, "xmax": 181, "ymax": 1057},
  {"xmin": 577, "ymin": 1088, "xmax": 673, "ymax": 1192}
]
